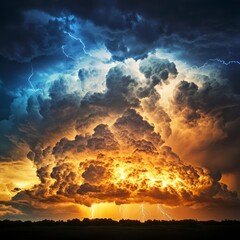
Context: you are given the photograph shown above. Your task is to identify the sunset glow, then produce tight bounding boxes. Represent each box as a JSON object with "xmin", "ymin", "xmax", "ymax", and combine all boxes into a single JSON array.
[{"xmin": 0, "ymin": 0, "xmax": 240, "ymax": 221}]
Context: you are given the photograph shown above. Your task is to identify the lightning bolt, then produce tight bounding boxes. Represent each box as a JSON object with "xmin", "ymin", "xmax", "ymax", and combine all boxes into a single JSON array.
[
  {"xmin": 140, "ymin": 203, "xmax": 147, "ymax": 222},
  {"xmin": 63, "ymin": 30, "xmax": 92, "ymax": 56},
  {"xmin": 188, "ymin": 58, "xmax": 240, "ymax": 71},
  {"xmin": 208, "ymin": 58, "xmax": 240, "ymax": 65},
  {"xmin": 27, "ymin": 63, "xmax": 36, "ymax": 91},
  {"xmin": 157, "ymin": 204, "xmax": 172, "ymax": 220},
  {"xmin": 61, "ymin": 45, "xmax": 75, "ymax": 60},
  {"xmin": 91, "ymin": 205, "xmax": 95, "ymax": 219}
]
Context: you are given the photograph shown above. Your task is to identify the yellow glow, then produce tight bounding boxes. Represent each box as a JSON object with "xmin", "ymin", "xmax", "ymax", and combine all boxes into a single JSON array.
[
  {"xmin": 0, "ymin": 159, "xmax": 39, "ymax": 201},
  {"xmin": 91, "ymin": 205, "xmax": 95, "ymax": 219},
  {"xmin": 81, "ymin": 202, "xmax": 173, "ymax": 221},
  {"xmin": 68, "ymin": 149, "xmax": 217, "ymax": 209},
  {"xmin": 115, "ymin": 167, "xmax": 127, "ymax": 180}
]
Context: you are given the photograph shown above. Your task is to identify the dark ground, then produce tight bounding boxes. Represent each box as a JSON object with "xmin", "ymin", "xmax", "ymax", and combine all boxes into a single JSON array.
[{"xmin": 0, "ymin": 219, "xmax": 239, "ymax": 239}]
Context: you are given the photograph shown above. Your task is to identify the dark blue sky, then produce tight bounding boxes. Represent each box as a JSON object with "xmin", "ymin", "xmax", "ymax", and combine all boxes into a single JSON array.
[{"xmin": 1, "ymin": 0, "xmax": 240, "ymax": 119}]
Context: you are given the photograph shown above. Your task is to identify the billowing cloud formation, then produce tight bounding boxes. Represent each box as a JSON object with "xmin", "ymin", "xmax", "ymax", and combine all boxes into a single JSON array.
[
  {"xmin": 23, "ymin": 111, "xmax": 237, "ymax": 207},
  {"xmin": 1, "ymin": 55, "xmax": 235, "ymax": 212},
  {"xmin": 0, "ymin": 0, "xmax": 240, "ymax": 220},
  {"xmin": 171, "ymin": 72, "xmax": 240, "ymax": 177}
]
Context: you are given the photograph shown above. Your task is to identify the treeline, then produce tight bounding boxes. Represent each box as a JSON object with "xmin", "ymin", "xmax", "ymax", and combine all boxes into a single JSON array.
[{"xmin": 0, "ymin": 218, "xmax": 239, "ymax": 227}]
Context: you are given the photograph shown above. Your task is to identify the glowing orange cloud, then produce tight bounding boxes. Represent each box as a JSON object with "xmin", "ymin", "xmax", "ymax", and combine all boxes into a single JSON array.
[{"xmin": 19, "ymin": 109, "xmax": 236, "ymax": 209}]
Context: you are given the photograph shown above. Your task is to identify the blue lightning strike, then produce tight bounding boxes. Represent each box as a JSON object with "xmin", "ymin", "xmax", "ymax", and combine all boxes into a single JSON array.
[
  {"xmin": 28, "ymin": 63, "xmax": 36, "ymax": 91},
  {"xmin": 61, "ymin": 45, "xmax": 75, "ymax": 60},
  {"xmin": 63, "ymin": 30, "xmax": 92, "ymax": 56},
  {"xmin": 189, "ymin": 58, "xmax": 240, "ymax": 70},
  {"xmin": 208, "ymin": 58, "xmax": 240, "ymax": 65}
]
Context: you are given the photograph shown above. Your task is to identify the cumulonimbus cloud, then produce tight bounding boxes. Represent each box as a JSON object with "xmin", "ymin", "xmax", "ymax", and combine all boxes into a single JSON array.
[{"xmin": 6, "ymin": 55, "xmax": 236, "ymax": 210}]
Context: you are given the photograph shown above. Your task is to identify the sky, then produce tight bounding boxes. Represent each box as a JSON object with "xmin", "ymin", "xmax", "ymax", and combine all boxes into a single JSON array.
[{"xmin": 0, "ymin": 0, "xmax": 240, "ymax": 221}]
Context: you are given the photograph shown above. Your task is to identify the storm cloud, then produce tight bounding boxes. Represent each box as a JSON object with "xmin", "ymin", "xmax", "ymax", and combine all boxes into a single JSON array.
[{"xmin": 0, "ymin": 0, "xmax": 240, "ymax": 220}]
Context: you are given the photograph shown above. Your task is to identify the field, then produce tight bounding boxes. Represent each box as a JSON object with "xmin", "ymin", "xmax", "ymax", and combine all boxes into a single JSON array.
[{"xmin": 1, "ymin": 219, "xmax": 239, "ymax": 239}]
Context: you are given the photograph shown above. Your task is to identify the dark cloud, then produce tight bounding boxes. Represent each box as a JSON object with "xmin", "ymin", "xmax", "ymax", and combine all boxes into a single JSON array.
[
  {"xmin": 87, "ymin": 124, "xmax": 119, "ymax": 151},
  {"xmin": 171, "ymin": 75, "xmax": 240, "ymax": 179},
  {"xmin": 50, "ymin": 107, "xmax": 163, "ymax": 160},
  {"xmin": 0, "ymin": 89, "xmax": 13, "ymax": 120},
  {"xmin": 77, "ymin": 182, "xmax": 100, "ymax": 194},
  {"xmin": 139, "ymin": 56, "xmax": 178, "ymax": 85},
  {"xmin": 80, "ymin": 65, "xmax": 139, "ymax": 114},
  {"xmin": 82, "ymin": 164, "xmax": 106, "ymax": 183},
  {"xmin": 115, "ymin": 0, "xmax": 240, "ymax": 63},
  {"xmin": 172, "ymin": 79, "xmax": 240, "ymax": 124},
  {"xmin": 141, "ymin": 88, "xmax": 172, "ymax": 138},
  {"xmin": 114, "ymin": 109, "xmax": 163, "ymax": 147},
  {"xmin": 117, "ymin": 0, "xmax": 240, "ymax": 30},
  {"xmin": 1, "ymin": 0, "xmax": 239, "ymax": 63},
  {"xmin": 78, "ymin": 68, "xmax": 98, "ymax": 82},
  {"xmin": 0, "ymin": 11, "xmax": 66, "ymax": 62}
]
